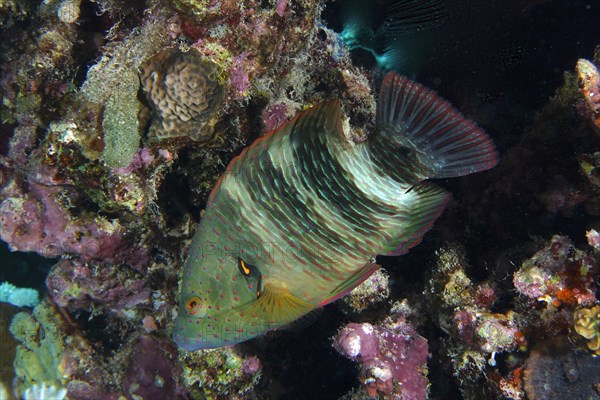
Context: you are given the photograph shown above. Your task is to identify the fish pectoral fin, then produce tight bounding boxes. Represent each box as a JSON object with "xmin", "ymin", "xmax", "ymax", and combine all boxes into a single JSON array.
[
  {"xmin": 321, "ymin": 261, "xmax": 381, "ymax": 306},
  {"xmin": 238, "ymin": 282, "xmax": 316, "ymax": 326},
  {"xmin": 279, "ymin": 307, "xmax": 324, "ymax": 333}
]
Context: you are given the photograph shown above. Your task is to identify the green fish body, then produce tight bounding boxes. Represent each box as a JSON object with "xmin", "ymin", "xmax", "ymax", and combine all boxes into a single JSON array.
[{"xmin": 174, "ymin": 73, "xmax": 498, "ymax": 350}]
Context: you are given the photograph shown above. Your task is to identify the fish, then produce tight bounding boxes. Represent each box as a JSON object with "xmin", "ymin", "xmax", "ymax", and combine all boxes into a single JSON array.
[
  {"xmin": 338, "ymin": 0, "xmax": 448, "ymax": 70},
  {"xmin": 174, "ymin": 72, "xmax": 498, "ymax": 350}
]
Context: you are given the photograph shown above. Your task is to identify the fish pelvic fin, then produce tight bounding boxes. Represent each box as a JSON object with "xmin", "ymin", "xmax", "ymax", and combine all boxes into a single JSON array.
[
  {"xmin": 371, "ymin": 72, "xmax": 499, "ymax": 184},
  {"xmin": 238, "ymin": 281, "xmax": 316, "ymax": 327}
]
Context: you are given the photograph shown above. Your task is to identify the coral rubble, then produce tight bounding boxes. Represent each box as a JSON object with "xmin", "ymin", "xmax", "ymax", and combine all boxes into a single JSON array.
[{"xmin": 334, "ymin": 306, "xmax": 430, "ymax": 399}]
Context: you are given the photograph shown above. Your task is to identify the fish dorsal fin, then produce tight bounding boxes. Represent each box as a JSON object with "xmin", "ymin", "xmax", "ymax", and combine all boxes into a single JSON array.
[
  {"xmin": 321, "ymin": 262, "xmax": 381, "ymax": 307},
  {"xmin": 288, "ymin": 100, "xmax": 346, "ymax": 145},
  {"xmin": 238, "ymin": 281, "xmax": 316, "ymax": 326}
]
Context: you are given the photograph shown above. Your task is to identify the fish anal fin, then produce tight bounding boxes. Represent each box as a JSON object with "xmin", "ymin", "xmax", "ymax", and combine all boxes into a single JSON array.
[
  {"xmin": 280, "ymin": 307, "xmax": 324, "ymax": 333},
  {"xmin": 387, "ymin": 182, "xmax": 450, "ymax": 256},
  {"xmin": 321, "ymin": 262, "xmax": 381, "ymax": 306}
]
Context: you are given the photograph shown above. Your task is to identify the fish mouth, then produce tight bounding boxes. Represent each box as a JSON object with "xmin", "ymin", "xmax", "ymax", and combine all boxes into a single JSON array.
[{"xmin": 173, "ymin": 317, "xmax": 222, "ymax": 351}]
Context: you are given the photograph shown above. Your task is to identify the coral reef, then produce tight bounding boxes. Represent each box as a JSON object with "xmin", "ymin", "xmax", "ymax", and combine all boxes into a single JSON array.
[
  {"xmin": 576, "ymin": 58, "xmax": 600, "ymax": 133},
  {"xmin": 0, "ymin": 281, "xmax": 39, "ymax": 307},
  {"xmin": 0, "ymin": 0, "xmax": 378, "ymax": 397},
  {"xmin": 100, "ymin": 67, "xmax": 141, "ymax": 168},
  {"xmin": 334, "ymin": 306, "xmax": 430, "ymax": 399},
  {"xmin": 0, "ymin": 303, "xmax": 21, "ymax": 400},
  {"xmin": 1, "ymin": 0, "xmax": 599, "ymax": 398},
  {"xmin": 180, "ymin": 346, "xmax": 262, "ymax": 399},
  {"xmin": 45, "ymin": 258, "xmax": 152, "ymax": 312},
  {"xmin": 0, "ymin": 156, "xmax": 150, "ymax": 270},
  {"xmin": 22, "ymin": 382, "xmax": 67, "ymax": 400},
  {"xmin": 425, "ymin": 244, "xmax": 527, "ymax": 398},
  {"xmin": 513, "ymin": 235, "xmax": 597, "ymax": 307},
  {"xmin": 9, "ymin": 300, "xmax": 70, "ymax": 395},
  {"xmin": 523, "ymin": 338, "xmax": 600, "ymax": 400}
]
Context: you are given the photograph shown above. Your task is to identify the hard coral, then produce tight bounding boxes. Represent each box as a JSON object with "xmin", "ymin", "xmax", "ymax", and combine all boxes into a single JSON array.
[
  {"xmin": 341, "ymin": 268, "xmax": 390, "ymax": 313},
  {"xmin": 334, "ymin": 317, "xmax": 429, "ymax": 399},
  {"xmin": 23, "ymin": 382, "xmax": 67, "ymax": 400},
  {"xmin": 573, "ymin": 305, "xmax": 600, "ymax": 355},
  {"xmin": 140, "ymin": 48, "xmax": 225, "ymax": 142}
]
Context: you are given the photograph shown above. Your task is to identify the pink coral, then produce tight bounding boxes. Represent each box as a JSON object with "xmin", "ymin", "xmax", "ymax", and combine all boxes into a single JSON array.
[
  {"xmin": 230, "ymin": 53, "xmax": 252, "ymax": 96},
  {"xmin": 262, "ymin": 103, "xmax": 290, "ymax": 132},
  {"xmin": 0, "ymin": 156, "xmax": 149, "ymax": 270},
  {"xmin": 46, "ymin": 259, "xmax": 152, "ymax": 311},
  {"xmin": 242, "ymin": 356, "xmax": 261, "ymax": 375},
  {"xmin": 334, "ymin": 319, "xmax": 429, "ymax": 399}
]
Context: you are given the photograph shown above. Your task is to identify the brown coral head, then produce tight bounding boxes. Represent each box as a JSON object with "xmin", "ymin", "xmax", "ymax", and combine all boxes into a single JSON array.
[{"xmin": 140, "ymin": 48, "xmax": 225, "ymax": 142}]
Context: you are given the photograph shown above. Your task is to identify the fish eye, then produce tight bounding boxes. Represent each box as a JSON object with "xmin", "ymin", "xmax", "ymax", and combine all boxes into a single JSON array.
[
  {"xmin": 237, "ymin": 258, "xmax": 263, "ymax": 299},
  {"xmin": 186, "ymin": 296, "xmax": 201, "ymax": 315}
]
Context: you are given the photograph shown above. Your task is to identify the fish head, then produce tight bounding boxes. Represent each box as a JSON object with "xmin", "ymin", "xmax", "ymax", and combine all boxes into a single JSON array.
[{"xmin": 173, "ymin": 242, "xmax": 280, "ymax": 350}]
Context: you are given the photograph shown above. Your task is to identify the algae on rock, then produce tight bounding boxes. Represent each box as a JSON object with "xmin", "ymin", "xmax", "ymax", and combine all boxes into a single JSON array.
[{"xmin": 101, "ymin": 67, "xmax": 141, "ymax": 168}]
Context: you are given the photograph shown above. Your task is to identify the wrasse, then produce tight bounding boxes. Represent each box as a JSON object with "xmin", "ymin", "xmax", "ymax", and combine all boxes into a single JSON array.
[{"xmin": 174, "ymin": 73, "xmax": 498, "ymax": 350}]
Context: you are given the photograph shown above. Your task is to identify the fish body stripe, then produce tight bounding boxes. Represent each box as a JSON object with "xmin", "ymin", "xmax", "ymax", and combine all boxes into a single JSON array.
[{"xmin": 175, "ymin": 74, "xmax": 498, "ymax": 350}]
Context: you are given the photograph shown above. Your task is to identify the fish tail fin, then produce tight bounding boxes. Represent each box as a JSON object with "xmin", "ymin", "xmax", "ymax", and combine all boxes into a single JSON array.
[{"xmin": 371, "ymin": 72, "xmax": 498, "ymax": 184}]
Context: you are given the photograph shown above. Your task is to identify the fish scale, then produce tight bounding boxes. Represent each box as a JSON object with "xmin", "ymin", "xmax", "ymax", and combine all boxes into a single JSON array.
[{"xmin": 174, "ymin": 73, "xmax": 498, "ymax": 350}]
